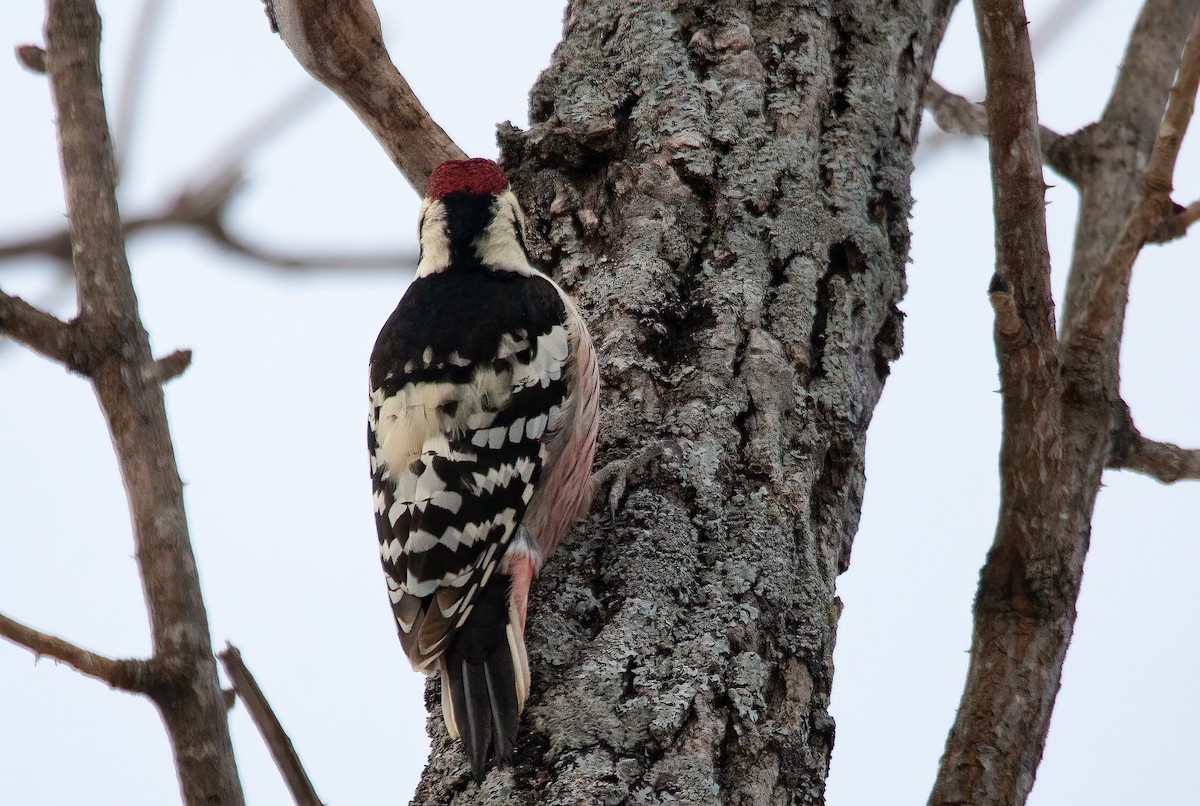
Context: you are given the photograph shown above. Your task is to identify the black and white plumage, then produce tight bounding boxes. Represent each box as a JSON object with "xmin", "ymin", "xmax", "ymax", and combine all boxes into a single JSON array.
[{"xmin": 368, "ymin": 159, "xmax": 599, "ymax": 781}]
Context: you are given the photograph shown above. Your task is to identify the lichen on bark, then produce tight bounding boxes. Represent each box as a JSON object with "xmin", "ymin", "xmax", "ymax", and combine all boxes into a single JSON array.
[{"xmin": 412, "ymin": 2, "xmax": 954, "ymax": 802}]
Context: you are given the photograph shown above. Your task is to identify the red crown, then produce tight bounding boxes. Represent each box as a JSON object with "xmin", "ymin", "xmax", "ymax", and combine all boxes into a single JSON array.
[{"xmin": 426, "ymin": 158, "xmax": 509, "ymax": 199}]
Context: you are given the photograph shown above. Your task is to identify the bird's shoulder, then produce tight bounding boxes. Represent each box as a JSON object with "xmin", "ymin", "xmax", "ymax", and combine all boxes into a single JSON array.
[{"xmin": 370, "ymin": 267, "xmax": 566, "ymax": 392}]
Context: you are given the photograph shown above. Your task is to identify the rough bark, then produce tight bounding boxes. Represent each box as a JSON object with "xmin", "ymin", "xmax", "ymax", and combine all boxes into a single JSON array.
[{"xmin": 410, "ymin": 1, "xmax": 955, "ymax": 802}]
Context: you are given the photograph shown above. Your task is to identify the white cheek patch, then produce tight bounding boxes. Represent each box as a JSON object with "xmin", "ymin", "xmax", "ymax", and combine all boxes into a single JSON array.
[
  {"xmin": 473, "ymin": 192, "xmax": 536, "ymax": 275},
  {"xmin": 415, "ymin": 199, "xmax": 451, "ymax": 277}
]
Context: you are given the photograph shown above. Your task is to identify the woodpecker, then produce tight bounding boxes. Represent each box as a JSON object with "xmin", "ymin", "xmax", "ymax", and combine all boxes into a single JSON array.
[{"xmin": 368, "ymin": 158, "xmax": 599, "ymax": 781}]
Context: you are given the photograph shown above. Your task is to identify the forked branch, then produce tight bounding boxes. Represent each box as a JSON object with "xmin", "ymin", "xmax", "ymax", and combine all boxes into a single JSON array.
[
  {"xmin": 935, "ymin": 4, "xmax": 1200, "ymax": 806},
  {"xmin": 1066, "ymin": 10, "xmax": 1200, "ymax": 353}
]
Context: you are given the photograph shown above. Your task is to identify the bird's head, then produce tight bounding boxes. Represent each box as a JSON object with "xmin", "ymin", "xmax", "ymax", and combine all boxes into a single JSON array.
[{"xmin": 416, "ymin": 158, "xmax": 530, "ymax": 277}]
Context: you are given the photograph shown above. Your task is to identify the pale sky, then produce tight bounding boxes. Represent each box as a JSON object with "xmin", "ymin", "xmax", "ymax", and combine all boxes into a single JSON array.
[{"xmin": 1, "ymin": 2, "xmax": 1196, "ymax": 805}]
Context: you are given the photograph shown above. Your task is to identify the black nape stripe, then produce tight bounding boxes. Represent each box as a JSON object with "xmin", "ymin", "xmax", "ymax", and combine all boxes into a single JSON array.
[{"xmin": 440, "ymin": 191, "xmax": 498, "ymax": 265}]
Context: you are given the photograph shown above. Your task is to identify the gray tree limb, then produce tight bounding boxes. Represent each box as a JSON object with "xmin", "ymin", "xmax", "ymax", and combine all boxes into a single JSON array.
[
  {"xmin": 0, "ymin": 167, "xmax": 414, "ymax": 271},
  {"xmin": 1113, "ymin": 437, "xmax": 1200, "ymax": 483},
  {"xmin": 0, "ymin": 613, "xmax": 160, "ymax": 693},
  {"xmin": 932, "ymin": 1, "xmax": 1200, "ymax": 804},
  {"xmin": 0, "ymin": 289, "xmax": 82, "ymax": 370},
  {"xmin": 219, "ymin": 645, "xmax": 324, "ymax": 806},
  {"xmin": 930, "ymin": 1, "xmax": 1066, "ymax": 802},
  {"xmin": 41, "ymin": 2, "xmax": 244, "ymax": 803},
  {"xmin": 1107, "ymin": 405, "xmax": 1200, "ymax": 483},
  {"xmin": 266, "ymin": 0, "xmax": 466, "ymax": 195}
]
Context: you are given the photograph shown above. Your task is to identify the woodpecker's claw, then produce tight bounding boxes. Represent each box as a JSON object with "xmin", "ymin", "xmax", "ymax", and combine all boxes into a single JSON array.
[{"xmin": 591, "ymin": 442, "xmax": 672, "ymax": 517}]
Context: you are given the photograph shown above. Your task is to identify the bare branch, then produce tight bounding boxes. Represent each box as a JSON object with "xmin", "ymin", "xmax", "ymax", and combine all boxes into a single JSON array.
[
  {"xmin": 1107, "ymin": 408, "xmax": 1200, "ymax": 482},
  {"xmin": 0, "ymin": 289, "xmax": 82, "ymax": 370},
  {"xmin": 1116, "ymin": 437, "xmax": 1200, "ymax": 482},
  {"xmin": 154, "ymin": 348, "xmax": 192, "ymax": 383},
  {"xmin": 0, "ymin": 63, "xmax": 405, "ymax": 272},
  {"xmin": 918, "ymin": 0, "xmax": 1099, "ymax": 164},
  {"xmin": 1141, "ymin": 17, "xmax": 1200, "ymax": 197},
  {"xmin": 0, "ymin": 613, "xmax": 157, "ymax": 693},
  {"xmin": 923, "ymin": 80, "xmax": 989, "ymax": 137},
  {"xmin": 924, "ymin": 80, "xmax": 1082, "ymax": 181},
  {"xmin": 1147, "ymin": 198, "xmax": 1200, "ymax": 242},
  {"xmin": 1066, "ymin": 10, "xmax": 1200, "ymax": 352},
  {"xmin": 44, "ymin": 1, "xmax": 243, "ymax": 802},
  {"xmin": 266, "ymin": 0, "xmax": 466, "ymax": 194},
  {"xmin": 974, "ymin": 30, "xmax": 1057, "ymax": 349},
  {"xmin": 0, "ymin": 170, "xmax": 415, "ymax": 272},
  {"xmin": 930, "ymin": 1, "xmax": 1067, "ymax": 804},
  {"xmin": 219, "ymin": 644, "xmax": 324, "ymax": 806}
]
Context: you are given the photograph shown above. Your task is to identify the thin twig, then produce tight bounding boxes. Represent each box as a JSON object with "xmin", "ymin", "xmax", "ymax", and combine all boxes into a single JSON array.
[
  {"xmin": 1147, "ymin": 198, "xmax": 1200, "ymax": 242},
  {"xmin": 154, "ymin": 348, "xmax": 193, "ymax": 383},
  {"xmin": 0, "ymin": 613, "xmax": 157, "ymax": 693},
  {"xmin": 0, "ymin": 289, "xmax": 83, "ymax": 370},
  {"xmin": 924, "ymin": 80, "xmax": 1081, "ymax": 182},
  {"xmin": 219, "ymin": 644, "xmax": 324, "ymax": 806},
  {"xmin": 1107, "ymin": 408, "xmax": 1200, "ymax": 482},
  {"xmin": 1116, "ymin": 438, "xmax": 1200, "ymax": 482},
  {"xmin": 1066, "ymin": 11, "xmax": 1200, "ymax": 352},
  {"xmin": 266, "ymin": 0, "xmax": 466, "ymax": 194},
  {"xmin": 0, "ymin": 170, "xmax": 414, "ymax": 271}
]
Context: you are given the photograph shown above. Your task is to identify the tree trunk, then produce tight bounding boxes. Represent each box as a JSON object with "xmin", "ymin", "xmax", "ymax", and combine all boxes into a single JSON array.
[{"xmin": 413, "ymin": 1, "xmax": 955, "ymax": 801}]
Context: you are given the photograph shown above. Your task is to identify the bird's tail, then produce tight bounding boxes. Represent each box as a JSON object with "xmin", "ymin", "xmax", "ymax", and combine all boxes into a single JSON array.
[{"xmin": 439, "ymin": 573, "xmax": 531, "ymax": 783}]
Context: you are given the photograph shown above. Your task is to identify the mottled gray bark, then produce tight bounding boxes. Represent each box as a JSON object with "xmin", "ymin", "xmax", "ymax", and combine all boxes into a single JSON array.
[{"xmin": 411, "ymin": 1, "xmax": 954, "ymax": 802}]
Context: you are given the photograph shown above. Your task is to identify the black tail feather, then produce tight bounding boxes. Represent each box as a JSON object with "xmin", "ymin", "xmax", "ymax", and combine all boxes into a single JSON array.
[{"xmin": 442, "ymin": 573, "xmax": 520, "ymax": 783}]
